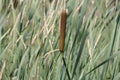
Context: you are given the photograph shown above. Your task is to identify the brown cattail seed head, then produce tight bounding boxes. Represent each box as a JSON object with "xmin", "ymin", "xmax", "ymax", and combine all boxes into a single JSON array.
[{"xmin": 59, "ymin": 9, "xmax": 67, "ymax": 52}]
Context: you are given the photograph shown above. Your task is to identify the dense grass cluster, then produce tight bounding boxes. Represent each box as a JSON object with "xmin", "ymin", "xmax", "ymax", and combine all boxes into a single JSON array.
[{"xmin": 0, "ymin": 0, "xmax": 120, "ymax": 80}]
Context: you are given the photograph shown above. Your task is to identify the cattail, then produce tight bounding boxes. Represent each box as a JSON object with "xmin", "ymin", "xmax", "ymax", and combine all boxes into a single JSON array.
[{"xmin": 59, "ymin": 10, "xmax": 67, "ymax": 52}]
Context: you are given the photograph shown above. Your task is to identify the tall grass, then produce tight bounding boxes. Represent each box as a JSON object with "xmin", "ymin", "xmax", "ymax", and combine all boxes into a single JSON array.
[{"xmin": 0, "ymin": 0, "xmax": 120, "ymax": 80}]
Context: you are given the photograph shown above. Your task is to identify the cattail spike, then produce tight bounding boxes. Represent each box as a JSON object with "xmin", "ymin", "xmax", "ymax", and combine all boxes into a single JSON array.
[{"xmin": 59, "ymin": 10, "xmax": 67, "ymax": 52}]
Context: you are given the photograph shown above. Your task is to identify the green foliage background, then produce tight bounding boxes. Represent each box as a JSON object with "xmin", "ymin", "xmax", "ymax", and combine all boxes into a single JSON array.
[{"xmin": 0, "ymin": 0, "xmax": 120, "ymax": 80}]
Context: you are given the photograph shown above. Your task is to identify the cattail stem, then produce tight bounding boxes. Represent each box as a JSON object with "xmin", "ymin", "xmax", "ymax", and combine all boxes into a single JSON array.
[{"xmin": 59, "ymin": 10, "xmax": 67, "ymax": 52}]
